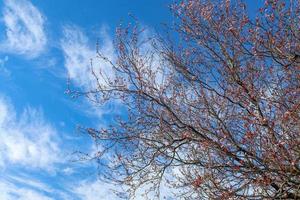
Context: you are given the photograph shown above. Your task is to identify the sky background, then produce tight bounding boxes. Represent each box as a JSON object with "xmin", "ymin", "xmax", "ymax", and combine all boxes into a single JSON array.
[{"xmin": 0, "ymin": 0, "xmax": 261, "ymax": 199}]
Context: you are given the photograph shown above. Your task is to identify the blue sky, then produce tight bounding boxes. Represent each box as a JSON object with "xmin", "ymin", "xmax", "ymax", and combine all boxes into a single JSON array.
[
  {"xmin": 0, "ymin": 0, "xmax": 262, "ymax": 199},
  {"xmin": 0, "ymin": 0, "xmax": 173, "ymax": 199}
]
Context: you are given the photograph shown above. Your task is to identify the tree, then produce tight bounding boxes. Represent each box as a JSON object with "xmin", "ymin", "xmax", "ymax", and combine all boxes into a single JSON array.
[{"xmin": 71, "ymin": 0, "xmax": 300, "ymax": 199}]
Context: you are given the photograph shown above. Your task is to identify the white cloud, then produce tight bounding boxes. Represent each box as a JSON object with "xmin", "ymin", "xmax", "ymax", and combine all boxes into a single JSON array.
[
  {"xmin": 62, "ymin": 167, "xmax": 74, "ymax": 175},
  {"xmin": 0, "ymin": 56, "xmax": 10, "ymax": 76},
  {"xmin": 0, "ymin": 56, "xmax": 8, "ymax": 67},
  {"xmin": 1, "ymin": 0, "xmax": 47, "ymax": 58},
  {"xmin": 60, "ymin": 24, "xmax": 121, "ymax": 121},
  {"xmin": 74, "ymin": 179, "xmax": 124, "ymax": 200},
  {"xmin": 73, "ymin": 177, "xmax": 177, "ymax": 200},
  {"xmin": 60, "ymin": 24, "xmax": 169, "ymax": 96},
  {"xmin": 61, "ymin": 25, "xmax": 115, "ymax": 90},
  {"xmin": 138, "ymin": 28, "xmax": 169, "ymax": 89},
  {"xmin": 0, "ymin": 173, "xmax": 76, "ymax": 200},
  {"xmin": 0, "ymin": 180, "xmax": 53, "ymax": 200},
  {"xmin": 0, "ymin": 97, "xmax": 61, "ymax": 170},
  {"xmin": 5, "ymin": 174, "xmax": 54, "ymax": 194},
  {"xmin": 0, "ymin": 96, "xmax": 121, "ymax": 200}
]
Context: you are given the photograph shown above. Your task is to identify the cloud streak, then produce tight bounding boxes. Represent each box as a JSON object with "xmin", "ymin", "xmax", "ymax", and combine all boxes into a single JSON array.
[
  {"xmin": 0, "ymin": 96, "xmax": 61, "ymax": 170},
  {"xmin": 0, "ymin": 96, "xmax": 123, "ymax": 200},
  {"xmin": 1, "ymin": 0, "xmax": 47, "ymax": 58},
  {"xmin": 60, "ymin": 25, "xmax": 115, "ymax": 91},
  {"xmin": 74, "ymin": 179, "xmax": 124, "ymax": 200},
  {"xmin": 0, "ymin": 180, "xmax": 53, "ymax": 200}
]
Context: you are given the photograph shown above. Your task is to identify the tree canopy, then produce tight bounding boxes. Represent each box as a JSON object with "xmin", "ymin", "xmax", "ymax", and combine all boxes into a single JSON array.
[{"xmin": 71, "ymin": 0, "xmax": 300, "ymax": 199}]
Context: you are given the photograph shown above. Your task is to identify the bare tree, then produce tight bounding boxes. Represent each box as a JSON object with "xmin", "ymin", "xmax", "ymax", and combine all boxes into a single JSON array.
[{"xmin": 70, "ymin": 0, "xmax": 300, "ymax": 199}]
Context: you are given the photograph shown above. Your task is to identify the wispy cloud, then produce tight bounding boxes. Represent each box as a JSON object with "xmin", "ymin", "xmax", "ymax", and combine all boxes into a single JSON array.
[
  {"xmin": 0, "ymin": 96, "xmax": 79, "ymax": 199},
  {"xmin": 0, "ymin": 96, "xmax": 61, "ymax": 171},
  {"xmin": 60, "ymin": 25, "xmax": 115, "ymax": 91},
  {"xmin": 61, "ymin": 24, "xmax": 168, "ymax": 94},
  {"xmin": 0, "ymin": 0, "xmax": 47, "ymax": 58},
  {"xmin": 0, "ymin": 56, "xmax": 10, "ymax": 76},
  {"xmin": 60, "ymin": 24, "xmax": 121, "ymax": 121},
  {"xmin": 0, "ymin": 56, "xmax": 8, "ymax": 68},
  {"xmin": 73, "ymin": 176, "xmax": 175, "ymax": 200},
  {"xmin": 0, "ymin": 181, "xmax": 53, "ymax": 200},
  {"xmin": 0, "ymin": 173, "xmax": 55, "ymax": 196},
  {"xmin": 73, "ymin": 179, "xmax": 124, "ymax": 200},
  {"xmin": 60, "ymin": 25, "xmax": 95, "ymax": 88},
  {"xmin": 0, "ymin": 95, "xmax": 123, "ymax": 200}
]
